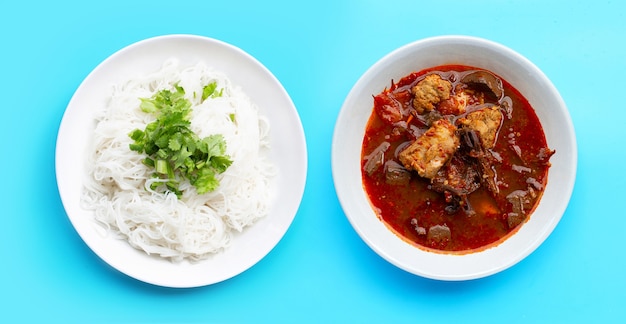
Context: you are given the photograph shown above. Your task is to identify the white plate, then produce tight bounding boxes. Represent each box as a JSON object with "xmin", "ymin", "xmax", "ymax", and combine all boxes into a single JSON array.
[
  {"xmin": 332, "ymin": 36, "xmax": 577, "ymax": 280},
  {"xmin": 56, "ymin": 35, "xmax": 307, "ymax": 288}
]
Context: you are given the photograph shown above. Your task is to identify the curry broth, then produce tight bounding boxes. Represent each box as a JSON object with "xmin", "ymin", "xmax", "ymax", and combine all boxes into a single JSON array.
[{"xmin": 361, "ymin": 65, "xmax": 552, "ymax": 252}]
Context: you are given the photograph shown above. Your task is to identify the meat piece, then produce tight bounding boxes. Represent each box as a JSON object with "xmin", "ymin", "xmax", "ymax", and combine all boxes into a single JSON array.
[
  {"xmin": 430, "ymin": 154, "xmax": 481, "ymax": 197},
  {"xmin": 526, "ymin": 177, "xmax": 544, "ymax": 190},
  {"xmin": 437, "ymin": 90, "xmax": 470, "ymax": 115},
  {"xmin": 459, "ymin": 128, "xmax": 481, "ymax": 153},
  {"xmin": 398, "ymin": 119, "xmax": 460, "ymax": 179},
  {"xmin": 363, "ymin": 142, "xmax": 390, "ymax": 176},
  {"xmin": 430, "ymin": 153, "xmax": 481, "ymax": 216},
  {"xmin": 459, "ymin": 129, "xmax": 500, "ymax": 196},
  {"xmin": 384, "ymin": 160, "xmax": 411, "ymax": 185},
  {"xmin": 411, "ymin": 74, "xmax": 452, "ymax": 114},
  {"xmin": 504, "ymin": 185, "xmax": 532, "ymax": 229},
  {"xmin": 415, "ymin": 109, "xmax": 443, "ymax": 127},
  {"xmin": 457, "ymin": 106, "xmax": 503, "ymax": 149},
  {"xmin": 507, "ymin": 212, "xmax": 525, "ymax": 229},
  {"xmin": 427, "ymin": 224, "xmax": 451, "ymax": 243},
  {"xmin": 461, "ymin": 70, "xmax": 504, "ymax": 100},
  {"xmin": 512, "ymin": 164, "xmax": 532, "ymax": 173},
  {"xmin": 477, "ymin": 155, "xmax": 499, "ymax": 195},
  {"xmin": 506, "ymin": 189, "xmax": 531, "ymax": 218},
  {"xmin": 535, "ymin": 147, "xmax": 556, "ymax": 166}
]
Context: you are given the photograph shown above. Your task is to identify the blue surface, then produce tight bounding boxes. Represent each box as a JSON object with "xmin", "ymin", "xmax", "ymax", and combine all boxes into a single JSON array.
[{"xmin": 2, "ymin": 0, "xmax": 624, "ymax": 322}]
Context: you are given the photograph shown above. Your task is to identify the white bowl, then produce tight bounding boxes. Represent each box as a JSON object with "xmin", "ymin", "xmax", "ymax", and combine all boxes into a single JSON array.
[{"xmin": 332, "ymin": 35, "xmax": 576, "ymax": 280}]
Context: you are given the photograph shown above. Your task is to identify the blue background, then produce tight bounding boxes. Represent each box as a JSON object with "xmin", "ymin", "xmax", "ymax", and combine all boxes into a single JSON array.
[{"xmin": 2, "ymin": 0, "xmax": 624, "ymax": 322}]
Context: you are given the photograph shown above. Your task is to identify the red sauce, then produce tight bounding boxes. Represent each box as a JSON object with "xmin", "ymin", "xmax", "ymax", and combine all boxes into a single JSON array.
[{"xmin": 361, "ymin": 65, "xmax": 553, "ymax": 253}]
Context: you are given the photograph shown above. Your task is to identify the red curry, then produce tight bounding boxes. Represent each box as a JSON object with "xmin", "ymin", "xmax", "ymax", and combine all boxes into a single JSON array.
[{"xmin": 361, "ymin": 65, "xmax": 554, "ymax": 253}]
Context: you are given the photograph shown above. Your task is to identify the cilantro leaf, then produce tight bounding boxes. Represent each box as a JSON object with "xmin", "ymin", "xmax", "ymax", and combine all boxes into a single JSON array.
[
  {"xmin": 168, "ymin": 133, "xmax": 183, "ymax": 151},
  {"xmin": 139, "ymin": 99, "xmax": 158, "ymax": 113},
  {"xmin": 128, "ymin": 84, "xmax": 231, "ymax": 197},
  {"xmin": 193, "ymin": 167, "xmax": 220, "ymax": 194},
  {"xmin": 202, "ymin": 82, "xmax": 217, "ymax": 101},
  {"xmin": 210, "ymin": 155, "xmax": 233, "ymax": 173},
  {"xmin": 203, "ymin": 134, "xmax": 227, "ymax": 156},
  {"xmin": 201, "ymin": 81, "xmax": 224, "ymax": 102}
]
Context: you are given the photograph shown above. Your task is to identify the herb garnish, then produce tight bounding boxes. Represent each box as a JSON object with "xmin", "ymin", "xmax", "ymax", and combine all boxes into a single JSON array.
[{"xmin": 129, "ymin": 82, "xmax": 232, "ymax": 196}]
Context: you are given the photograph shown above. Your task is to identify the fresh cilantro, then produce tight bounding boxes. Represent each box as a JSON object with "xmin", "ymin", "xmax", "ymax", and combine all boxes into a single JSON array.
[
  {"xmin": 201, "ymin": 81, "xmax": 223, "ymax": 102},
  {"xmin": 129, "ymin": 84, "xmax": 232, "ymax": 196}
]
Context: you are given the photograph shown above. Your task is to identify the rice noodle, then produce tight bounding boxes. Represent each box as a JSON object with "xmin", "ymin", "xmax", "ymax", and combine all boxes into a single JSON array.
[{"xmin": 81, "ymin": 59, "xmax": 276, "ymax": 262}]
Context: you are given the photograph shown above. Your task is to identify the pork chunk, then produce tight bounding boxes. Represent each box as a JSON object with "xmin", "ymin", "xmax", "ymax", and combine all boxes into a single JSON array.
[
  {"xmin": 398, "ymin": 119, "xmax": 460, "ymax": 179},
  {"xmin": 411, "ymin": 74, "xmax": 452, "ymax": 114},
  {"xmin": 457, "ymin": 106, "xmax": 503, "ymax": 149}
]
